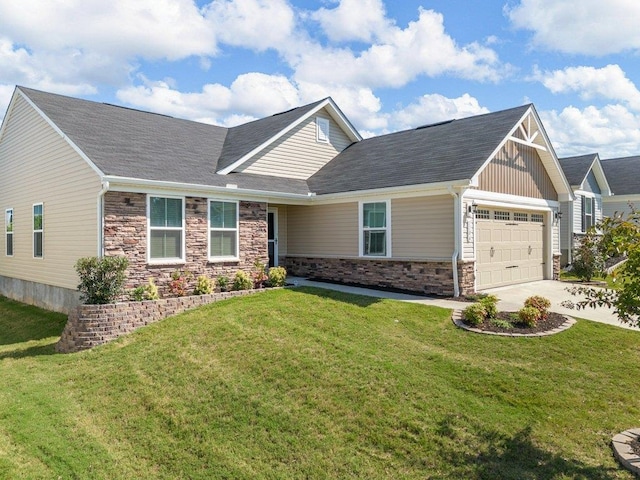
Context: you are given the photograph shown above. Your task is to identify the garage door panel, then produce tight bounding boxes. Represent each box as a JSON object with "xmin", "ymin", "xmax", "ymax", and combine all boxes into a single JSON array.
[{"xmin": 476, "ymin": 209, "xmax": 545, "ymax": 290}]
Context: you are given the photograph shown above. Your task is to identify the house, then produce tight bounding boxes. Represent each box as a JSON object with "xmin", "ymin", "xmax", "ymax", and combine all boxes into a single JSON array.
[
  {"xmin": 0, "ymin": 86, "xmax": 572, "ymax": 313},
  {"xmin": 557, "ymin": 154, "xmax": 612, "ymax": 266},
  {"xmin": 601, "ymin": 155, "xmax": 640, "ymax": 218}
]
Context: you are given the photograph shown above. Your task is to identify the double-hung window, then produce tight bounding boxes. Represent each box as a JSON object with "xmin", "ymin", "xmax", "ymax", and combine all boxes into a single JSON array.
[
  {"xmin": 209, "ymin": 200, "xmax": 238, "ymax": 260},
  {"xmin": 33, "ymin": 203, "xmax": 43, "ymax": 258},
  {"xmin": 5, "ymin": 208, "xmax": 13, "ymax": 256},
  {"xmin": 148, "ymin": 196, "xmax": 184, "ymax": 262},
  {"xmin": 582, "ymin": 195, "xmax": 595, "ymax": 232},
  {"xmin": 361, "ymin": 201, "xmax": 389, "ymax": 257}
]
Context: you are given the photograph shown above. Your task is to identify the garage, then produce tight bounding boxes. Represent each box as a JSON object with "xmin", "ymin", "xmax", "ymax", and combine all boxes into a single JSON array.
[{"xmin": 476, "ymin": 208, "xmax": 546, "ymax": 289}]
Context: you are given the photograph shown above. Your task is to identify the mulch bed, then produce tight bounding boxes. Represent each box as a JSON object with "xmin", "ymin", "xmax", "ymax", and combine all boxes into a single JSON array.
[
  {"xmin": 462, "ymin": 311, "xmax": 567, "ymax": 334},
  {"xmin": 631, "ymin": 435, "xmax": 640, "ymax": 456}
]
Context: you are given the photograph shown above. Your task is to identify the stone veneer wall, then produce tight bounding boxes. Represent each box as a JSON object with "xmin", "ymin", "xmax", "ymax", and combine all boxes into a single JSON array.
[
  {"xmin": 553, "ymin": 254, "xmax": 561, "ymax": 280},
  {"xmin": 285, "ymin": 256, "xmax": 476, "ymax": 297},
  {"xmin": 56, "ymin": 289, "xmax": 268, "ymax": 353},
  {"xmin": 104, "ymin": 192, "xmax": 268, "ymax": 298}
]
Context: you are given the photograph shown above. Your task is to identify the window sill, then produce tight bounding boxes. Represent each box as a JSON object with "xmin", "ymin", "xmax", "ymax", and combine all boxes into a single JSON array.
[{"xmin": 208, "ymin": 257, "xmax": 240, "ymax": 263}]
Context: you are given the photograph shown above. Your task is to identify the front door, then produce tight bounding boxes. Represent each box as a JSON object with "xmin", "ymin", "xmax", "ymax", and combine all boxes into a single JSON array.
[{"xmin": 268, "ymin": 209, "xmax": 278, "ymax": 267}]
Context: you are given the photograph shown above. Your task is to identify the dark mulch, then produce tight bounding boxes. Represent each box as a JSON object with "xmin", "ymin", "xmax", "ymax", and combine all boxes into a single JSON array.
[
  {"xmin": 462, "ymin": 312, "xmax": 568, "ymax": 334},
  {"xmin": 630, "ymin": 435, "xmax": 640, "ymax": 456}
]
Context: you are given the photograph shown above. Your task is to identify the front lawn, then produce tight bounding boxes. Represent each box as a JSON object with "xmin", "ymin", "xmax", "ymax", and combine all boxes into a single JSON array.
[{"xmin": 0, "ymin": 288, "xmax": 638, "ymax": 479}]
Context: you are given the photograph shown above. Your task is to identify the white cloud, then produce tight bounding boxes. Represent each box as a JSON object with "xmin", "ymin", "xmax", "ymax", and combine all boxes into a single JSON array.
[
  {"xmin": 541, "ymin": 104, "xmax": 640, "ymax": 158},
  {"xmin": 291, "ymin": 8, "xmax": 505, "ymax": 88},
  {"xmin": 205, "ymin": 0, "xmax": 296, "ymax": 51},
  {"xmin": 389, "ymin": 93, "xmax": 490, "ymax": 131},
  {"xmin": 533, "ymin": 64, "xmax": 640, "ymax": 111},
  {"xmin": 311, "ymin": 0, "xmax": 391, "ymax": 43},
  {"xmin": 507, "ymin": 0, "xmax": 640, "ymax": 55}
]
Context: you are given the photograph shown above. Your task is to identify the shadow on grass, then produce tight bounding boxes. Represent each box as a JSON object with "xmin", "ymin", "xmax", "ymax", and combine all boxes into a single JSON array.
[
  {"xmin": 0, "ymin": 341, "xmax": 59, "ymax": 360},
  {"xmin": 435, "ymin": 416, "xmax": 618, "ymax": 479},
  {"xmin": 0, "ymin": 296, "xmax": 67, "ymax": 347},
  {"xmin": 291, "ymin": 285, "xmax": 383, "ymax": 307}
]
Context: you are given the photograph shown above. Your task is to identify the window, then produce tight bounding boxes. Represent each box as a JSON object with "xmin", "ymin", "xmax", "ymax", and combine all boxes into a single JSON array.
[
  {"xmin": 361, "ymin": 201, "xmax": 389, "ymax": 257},
  {"xmin": 5, "ymin": 209, "xmax": 13, "ymax": 256},
  {"xmin": 582, "ymin": 195, "xmax": 595, "ymax": 232},
  {"xmin": 514, "ymin": 212, "xmax": 528, "ymax": 222},
  {"xmin": 316, "ymin": 117, "xmax": 330, "ymax": 143},
  {"xmin": 148, "ymin": 196, "xmax": 184, "ymax": 262},
  {"xmin": 33, "ymin": 203, "xmax": 43, "ymax": 258},
  {"xmin": 209, "ymin": 200, "xmax": 238, "ymax": 260},
  {"xmin": 531, "ymin": 213, "xmax": 544, "ymax": 223},
  {"xmin": 476, "ymin": 209, "xmax": 490, "ymax": 220},
  {"xmin": 494, "ymin": 211, "xmax": 510, "ymax": 221}
]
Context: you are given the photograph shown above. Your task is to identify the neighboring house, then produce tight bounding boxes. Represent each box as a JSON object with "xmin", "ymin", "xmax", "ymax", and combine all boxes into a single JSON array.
[
  {"xmin": 601, "ymin": 155, "xmax": 640, "ymax": 218},
  {"xmin": 557, "ymin": 154, "xmax": 612, "ymax": 266},
  {"xmin": 0, "ymin": 86, "xmax": 572, "ymax": 312}
]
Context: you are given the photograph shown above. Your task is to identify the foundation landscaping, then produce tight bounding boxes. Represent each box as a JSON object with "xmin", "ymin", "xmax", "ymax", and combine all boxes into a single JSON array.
[{"xmin": 1, "ymin": 284, "xmax": 640, "ymax": 479}]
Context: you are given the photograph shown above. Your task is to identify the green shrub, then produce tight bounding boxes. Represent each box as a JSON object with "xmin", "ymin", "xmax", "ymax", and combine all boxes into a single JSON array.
[
  {"xmin": 232, "ymin": 270, "xmax": 253, "ymax": 291},
  {"xmin": 517, "ymin": 306, "xmax": 540, "ymax": 327},
  {"xmin": 572, "ymin": 228, "xmax": 605, "ymax": 281},
  {"xmin": 479, "ymin": 294, "xmax": 499, "ymax": 319},
  {"xmin": 267, "ymin": 266, "xmax": 287, "ymax": 287},
  {"xmin": 524, "ymin": 295, "xmax": 551, "ymax": 320},
  {"xmin": 130, "ymin": 277, "xmax": 159, "ymax": 301},
  {"xmin": 253, "ymin": 261, "xmax": 268, "ymax": 288},
  {"xmin": 193, "ymin": 275, "xmax": 214, "ymax": 295},
  {"xmin": 75, "ymin": 256, "xmax": 129, "ymax": 305},
  {"xmin": 217, "ymin": 275, "xmax": 230, "ymax": 292},
  {"xmin": 489, "ymin": 318, "xmax": 513, "ymax": 329},
  {"xmin": 462, "ymin": 303, "xmax": 486, "ymax": 327}
]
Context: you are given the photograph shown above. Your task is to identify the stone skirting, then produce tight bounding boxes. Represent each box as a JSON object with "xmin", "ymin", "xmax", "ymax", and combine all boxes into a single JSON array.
[
  {"xmin": 284, "ymin": 256, "xmax": 475, "ymax": 296},
  {"xmin": 553, "ymin": 254, "xmax": 561, "ymax": 280},
  {"xmin": 56, "ymin": 289, "xmax": 268, "ymax": 353}
]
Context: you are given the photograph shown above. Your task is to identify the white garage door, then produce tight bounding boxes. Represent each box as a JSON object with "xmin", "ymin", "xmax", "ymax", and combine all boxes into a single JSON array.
[{"xmin": 476, "ymin": 209, "xmax": 545, "ymax": 290}]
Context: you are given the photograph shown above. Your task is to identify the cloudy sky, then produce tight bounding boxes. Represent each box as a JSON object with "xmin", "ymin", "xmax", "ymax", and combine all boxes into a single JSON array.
[{"xmin": 1, "ymin": 0, "xmax": 640, "ymax": 158}]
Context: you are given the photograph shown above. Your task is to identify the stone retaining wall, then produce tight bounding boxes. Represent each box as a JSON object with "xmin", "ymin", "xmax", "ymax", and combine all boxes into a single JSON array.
[
  {"xmin": 56, "ymin": 289, "xmax": 268, "ymax": 353},
  {"xmin": 285, "ymin": 256, "xmax": 475, "ymax": 296}
]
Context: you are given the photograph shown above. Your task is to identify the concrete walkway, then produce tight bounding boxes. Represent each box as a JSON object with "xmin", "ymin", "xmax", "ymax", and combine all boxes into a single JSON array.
[{"xmin": 288, "ymin": 277, "xmax": 639, "ymax": 331}]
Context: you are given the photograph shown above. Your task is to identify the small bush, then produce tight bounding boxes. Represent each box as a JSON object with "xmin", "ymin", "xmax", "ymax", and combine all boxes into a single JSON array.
[
  {"xmin": 518, "ymin": 306, "xmax": 540, "ymax": 328},
  {"xmin": 463, "ymin": 303, "xmax": 486, "ymax": 327},
  {"xmin": 572, "ymin": 229, "xmax": 605, "ymax": 282},
  {"xmin": 253, "ymin": 261, "xmax": 268, "ymax": 289},
  {"xmin": 193, "ymin": 275, "xmax": 214, "ymax": 295},
  {"xmin": 232, "ymin": 270, "xmax": 253, "ymax": 291},
  {"xmin": 217, "ymin": 275, "xmax": 230, "ymax": 292},
  {"xmin": 479, "ymin": 294, "xmax": 499, "ymax": 319},
  {"xmin": 490, "ymin": 318, "xmax": 513, "ymax": 329},
  {"xmin": 524, "ymin": 295, "xmax": 551, "ymax": 320},
  {"xmin": 267, "ymin": 266, "xmax": 287, "ymax": 287},
  {"xmin": 169, "ymin": 269, "xmax": 192, "ymax": 297},
  {"xmin": 130, "ymin": 277, "xmax": 159, "ymax": 301},
  {"xmin": 75, "ymin": 256, "xmax": 129, "ymax": 305}
]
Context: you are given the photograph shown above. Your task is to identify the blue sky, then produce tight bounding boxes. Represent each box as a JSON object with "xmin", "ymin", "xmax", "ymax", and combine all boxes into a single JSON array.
[{"xmin": 1, "ymin": 0, "xmax": 640, "ymax": 157}]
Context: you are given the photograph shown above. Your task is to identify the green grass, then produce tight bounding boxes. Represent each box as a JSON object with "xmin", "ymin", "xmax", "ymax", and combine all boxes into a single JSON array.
[{"xmin": 1, "ymin": 288, "xmax": 639, "ymax": 479}]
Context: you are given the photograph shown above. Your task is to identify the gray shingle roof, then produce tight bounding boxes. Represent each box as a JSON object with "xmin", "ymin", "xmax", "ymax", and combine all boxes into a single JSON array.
[
  {"xmin": 601, "ymin": 155, "xmax": 640, "ymax": 196},
  {"xmin": 18, "ymin": 87, "xmax": 311, "ymax": 195},
  {"xmin": 558, "ymin": 153, "xmax": 598, "ymax": 187},
  {"xmin": 307, "ymin": 104, "xmax": 531, "ymax": 195}
]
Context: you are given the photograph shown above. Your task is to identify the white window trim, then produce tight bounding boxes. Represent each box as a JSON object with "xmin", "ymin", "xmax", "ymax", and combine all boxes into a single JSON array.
[
  {"xmin": 33, "ymin": 203, "xmax": 43, "ymax": 259},
  {"xmin": 5, "ymin": 208, "xmax": 13, "ymax": 257},
  {"xmin": 581, "ymin": 194, "xmax": 595, "ymax": 233},
  {"xmin": 147, "ymin": 195, "xmax": 186, "ymax": 264},
  {"xmin": 208, "ymin": 199, "xmax": 240, "ymax": 262},
  {"xmin": 359, "ymin": 200, "xmax": 391, "ymax": 258},
  {"xmin": 316, "ymin": 116, "xmax": 330, "ymax": 143}
]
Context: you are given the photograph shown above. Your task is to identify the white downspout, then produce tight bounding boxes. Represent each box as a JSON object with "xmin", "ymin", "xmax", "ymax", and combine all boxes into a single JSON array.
[
  {"xmin": 97, "ymin": 181, "xmax": 109, "ymax": 257},
  {"xmin": 448, "ymin": 186, "xmax": 460, "ymax": 297},
  {"xmin": 567, "ymin": 199, "xmax": 573, "ymax": 265}
]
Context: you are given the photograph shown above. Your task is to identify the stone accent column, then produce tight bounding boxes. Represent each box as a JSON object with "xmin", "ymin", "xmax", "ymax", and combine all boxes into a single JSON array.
[{"xmin": 553, "ymin": 254, "xmax": 561, "ymax": 280}]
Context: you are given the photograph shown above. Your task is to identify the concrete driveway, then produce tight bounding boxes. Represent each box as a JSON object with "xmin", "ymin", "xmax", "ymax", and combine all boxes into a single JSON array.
[{"xmin": 289, "ymin": 277, "xmax": 639, "ymax": 331}]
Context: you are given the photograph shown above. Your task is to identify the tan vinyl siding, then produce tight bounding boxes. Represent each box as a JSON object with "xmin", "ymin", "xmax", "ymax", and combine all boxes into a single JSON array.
[
  {"xmin": 559, "ymin": 201, "xmax": 571, "ymax": 251},
  {"xmin": 552, "ymin": 219, "xmax": 559, "ymax": 254},
  {"xmin": 478, "ymin": 140, "xmax": 558, "ymax": 200},
  {"xmin": 238, "ymin": 109, "xmax": 352, "ymax": 179},
  {"xmin": 603, "ymin": 199, "xmax": 637, "ymax": 217},
  {"xmin": 462, "ymin": 200, "xmax": 475, "ymax": 259},
  {"xmin": 0, "ymin": 95, "xmax": 101, "ymax": 290},
  {"xmin": 287, "ymin": 202, "xmax": 358, "ymax": 256},
  {"xmin": 391, "ymin": 195, "xmax": 454, "ymax": 259}
]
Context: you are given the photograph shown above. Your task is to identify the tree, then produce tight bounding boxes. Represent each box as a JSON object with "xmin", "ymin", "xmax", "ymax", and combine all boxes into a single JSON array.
[{"xmin": 563, "ymin": 204, "xmax": 640, "ymax": 327}]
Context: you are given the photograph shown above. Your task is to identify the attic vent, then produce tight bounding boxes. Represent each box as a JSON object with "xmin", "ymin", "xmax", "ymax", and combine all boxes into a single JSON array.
[
  {"xmin": 272, "ymin": 107, "xmax": 297, "ymax": 116},
  {"xmin": 102, "ymin": 103, "xmax": 173, "ymax": 118},
  {"xmin": 415, "ymin": 119, "xmax": 455, "ymax": 130}
]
